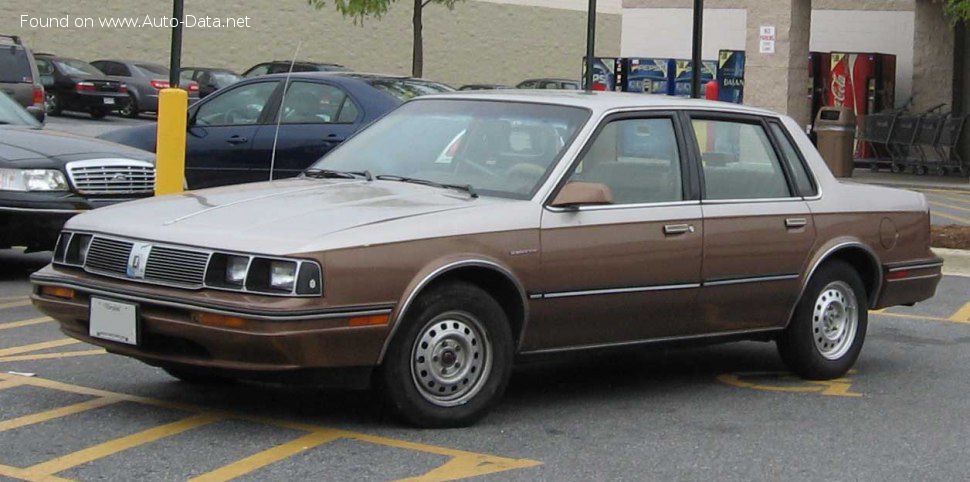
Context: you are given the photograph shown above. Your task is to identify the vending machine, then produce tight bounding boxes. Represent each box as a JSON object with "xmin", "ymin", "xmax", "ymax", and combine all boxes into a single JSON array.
[
  {"xmin": 672, "ymin": 59, "xmax": 717, "ymax": 97},
  {"xmin": 623, "ymin": 58, "xmax": 675, "ymax": 95},
  {"xmin": 827, "ymin": 52, "xmax": 897, "ymax": 158},
  {"xmin": 716, "ymin": 50, "xmax": 746, "ymax": 103},
  {"xmin": 582, "ymin": 57, "xmax": 625, "ymax": 91}
]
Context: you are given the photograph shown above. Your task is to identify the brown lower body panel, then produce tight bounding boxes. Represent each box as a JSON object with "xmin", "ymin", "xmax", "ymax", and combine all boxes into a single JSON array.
[{"xmin": 874, "ymin": 264, "xmax": 943, "ymax": 308}]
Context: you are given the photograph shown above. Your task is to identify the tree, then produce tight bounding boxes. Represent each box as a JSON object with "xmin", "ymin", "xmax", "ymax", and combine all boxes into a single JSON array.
[
  {"xmin": 307, "ymin": 0, "xmax": 462, "ymax": 77},
  {"xmin": 942, "ymin": 0, "xmax": 970, "ymax": 23}
]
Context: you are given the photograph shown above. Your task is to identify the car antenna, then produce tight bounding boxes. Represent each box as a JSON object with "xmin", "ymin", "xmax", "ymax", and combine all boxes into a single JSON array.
[{"xmin": 269, "ymin": 41, "xmax": 302, "ymax": 181}]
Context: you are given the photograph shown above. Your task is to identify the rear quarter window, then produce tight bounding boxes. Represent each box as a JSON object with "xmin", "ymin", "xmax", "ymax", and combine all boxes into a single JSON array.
[{"xmin": 0, "ymin": 49, "xmax": 32, "ymax": 83}]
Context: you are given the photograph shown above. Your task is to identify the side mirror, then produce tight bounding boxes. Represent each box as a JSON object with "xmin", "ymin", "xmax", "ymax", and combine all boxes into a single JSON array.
[
  {"xmin": 550, "ymin": 182, "xmax": 614, "ymax": 208},
  {"xmin": 26, "ymin": 105, "xmax": 45, "ymax": 124}
]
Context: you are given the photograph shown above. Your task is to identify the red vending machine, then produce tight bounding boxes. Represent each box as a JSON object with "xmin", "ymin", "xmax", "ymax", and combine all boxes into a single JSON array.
[{"xmin": 828, "ymin": 52, "xmax": 896, "ymax": 158}]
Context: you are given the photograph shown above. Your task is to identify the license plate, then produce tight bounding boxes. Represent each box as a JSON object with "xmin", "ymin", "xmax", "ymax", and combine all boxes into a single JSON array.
[
  {"xmin": 103, "ymin": 97, "xmax": 115, "ymax": 105},
  {"xmin": 89, "ymin": 297, "xmax": 138, "ymax": 345}
]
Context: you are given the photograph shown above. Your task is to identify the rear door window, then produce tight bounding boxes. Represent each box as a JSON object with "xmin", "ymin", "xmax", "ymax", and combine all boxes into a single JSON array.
[
  {"xmin": 0, "ymin": 48, "xmax": 32, "ymax": 83},
  {"xmin": 279, "ymin": 81, "xmax": 358, "ymax": 124},
  {"xmin": 690, "ymin": 118, "xmax": 793, "ymax": 200}
]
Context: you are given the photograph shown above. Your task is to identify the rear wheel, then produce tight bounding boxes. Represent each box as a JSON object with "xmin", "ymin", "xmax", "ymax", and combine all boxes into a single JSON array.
[
  {"xmin": 119, "ymin": 94, "xmax": 139, "ymax": 118},
  {"xmin": 377, "ymin": 282, "xmax": 513, "ymax": 428},
  {"xmin": 777, "ymin": 261, "xmax": 868, "ymax": 380}
]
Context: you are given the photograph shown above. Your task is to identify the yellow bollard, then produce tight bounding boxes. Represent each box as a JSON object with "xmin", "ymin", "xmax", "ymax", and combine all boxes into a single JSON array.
[{"xmin": 154, "ymin": 88, "xmax": 188, "ymax": 196}]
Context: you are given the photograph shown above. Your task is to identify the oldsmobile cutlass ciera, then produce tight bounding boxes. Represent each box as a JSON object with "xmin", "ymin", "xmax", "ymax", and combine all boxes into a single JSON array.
[{"xmin": 31, "ymin": 91, "xmax": 942, "ymax": 427}]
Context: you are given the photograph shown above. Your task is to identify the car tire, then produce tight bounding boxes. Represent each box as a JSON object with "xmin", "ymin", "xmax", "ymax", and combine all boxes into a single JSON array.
[
  {"xmin": 119, "ymin": 94, "xmax": 139, "ymax": 118},
  {"xmin": 90, "ymin": 107, "xmax": 108, "ymax": 119},
  {"xmin": 45, "ymin": 92, "xmax": 62, "ymax": 116},
  {"xmin": 777, "ymin": 261, "xmax": 868, "ymax": 380},
  {"xmin": 377, "ymin": 282, "xmax": 513, "ymax": 428},
  {"xmin": 162, "ymin": 367, "xmax": 235, "ymax": 385}
]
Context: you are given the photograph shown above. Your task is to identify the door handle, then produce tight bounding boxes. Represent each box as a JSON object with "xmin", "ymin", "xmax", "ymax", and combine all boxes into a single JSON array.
[
  {"xmin": 785, "ymin": 217, "xmax": 808, "ymax": 229},
  {"xmin": 663, "ymin": 224, "xmax": 693, "ymax": 235},
  {"xmin": 226, "ymin": 136, "xmax": 248, "ymax": 145}
]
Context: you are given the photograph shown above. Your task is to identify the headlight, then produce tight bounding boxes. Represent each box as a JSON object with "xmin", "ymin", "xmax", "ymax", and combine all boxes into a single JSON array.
[
  {"xmin": 269, "ymin": 261, "xmax": 297, "ymax": 291},
  {"xmin": 0, "ymin": 168, "xmax": 69, "ymax": 191},
  {"xmin": 225, "ymin": 256, "xmax": 248, "ymax": 286}
]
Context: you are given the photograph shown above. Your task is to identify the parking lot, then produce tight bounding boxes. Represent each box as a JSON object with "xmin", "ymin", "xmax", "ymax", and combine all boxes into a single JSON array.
[{"xmin": 1, "ymin": 246, "xmax": 969, "ymax": 480}]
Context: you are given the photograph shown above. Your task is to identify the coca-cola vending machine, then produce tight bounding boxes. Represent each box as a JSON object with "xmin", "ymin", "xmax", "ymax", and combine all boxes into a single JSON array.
[{"xmin": 827, "ymin": 52, "xmax": 896, "ymax": 158}]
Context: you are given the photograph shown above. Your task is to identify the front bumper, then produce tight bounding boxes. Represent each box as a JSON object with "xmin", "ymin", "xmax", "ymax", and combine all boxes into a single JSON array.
[
  {"xmin": 31, "ymin": 269, "xmax": 393, "ymax": 388},
  {"xmin": 0, "ymin": 192, "xmax": 148, "ymax": 250}
]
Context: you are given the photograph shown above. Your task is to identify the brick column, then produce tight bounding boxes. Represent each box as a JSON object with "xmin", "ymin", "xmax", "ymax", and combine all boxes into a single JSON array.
[
  {"xmin": 742, "ymin": 0, "xmax": 812, "ymax": 129},
  {"xmin": 912, "ymin": 0, "xmax": 955, "ymax": 112}
]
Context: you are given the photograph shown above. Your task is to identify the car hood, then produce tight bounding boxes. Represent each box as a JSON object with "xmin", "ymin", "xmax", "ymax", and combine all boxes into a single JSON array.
[
  {"xmin": 0, "ymin": 127, "xmax": 155, "ymax": 164},
  {"xmin": 97, "ymin": 124, "xmax": 157, "ymax": 152},
  {"xmin": 66, "ymin": 178, "xmax": 515, "ymax": 255}
]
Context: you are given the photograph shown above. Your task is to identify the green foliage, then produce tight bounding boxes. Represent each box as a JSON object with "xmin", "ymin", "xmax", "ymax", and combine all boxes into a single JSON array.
[{"xmin": 943, "ymin": 0, "xmax": 970, "ymax": 23}]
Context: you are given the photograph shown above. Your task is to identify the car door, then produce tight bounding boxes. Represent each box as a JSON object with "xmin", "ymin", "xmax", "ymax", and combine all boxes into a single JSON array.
[
  {"xmin": 685, "ymin": 112, "xmax": 817, "ymax": 333},
  {"xmin": 526, "ymin": 112, "xmax": 704, "ymax": 351},
  {"xmin": 250, "ymin": 80, "xmax": 362, "ymax": 180},
  {"xmin": 185, "ymin": 79, "xmax": 282, "ymax": 189}
]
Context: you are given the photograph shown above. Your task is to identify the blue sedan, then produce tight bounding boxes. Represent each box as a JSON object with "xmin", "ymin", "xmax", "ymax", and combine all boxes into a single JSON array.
[{"xmin": 98, "ymin": 72, "xmax": 454, "ymax": 189}]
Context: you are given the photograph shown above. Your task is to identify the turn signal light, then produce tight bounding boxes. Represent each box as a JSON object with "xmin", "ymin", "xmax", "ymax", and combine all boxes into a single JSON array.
[
  {"xmin": 348, "ymin": 314, "xmax": 390, "ymax": 327},
  {"xmin": 40, "ymin": 286, "xmax": 74, "ymax": 300},
  {"xmin": 192, "ymin": 312, "xmax": 249, "ymax": 329}
]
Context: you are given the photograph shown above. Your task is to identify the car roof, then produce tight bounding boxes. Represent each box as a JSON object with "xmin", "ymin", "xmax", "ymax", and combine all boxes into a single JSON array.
[
  {"xmin": 421, "ymin": 90, "xmax": 778, "ymax": 116},
  {"xmin": 253, "ymin": 71, "xmax": 441, "ymax": 83},
  {"xmin": 94, "ymin": 59, "xmax": 165, "ymax": 67},
  {"xmin": 519, "ymin": 78, "xmax": 580, "ymax": 83},
  {"xmin": 181, "ymin": 67, "xmax": 237, "ymax": 73}
]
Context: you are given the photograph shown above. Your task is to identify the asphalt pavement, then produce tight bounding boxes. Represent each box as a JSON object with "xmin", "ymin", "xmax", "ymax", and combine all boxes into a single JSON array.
[{"xmin": 1, "ymin": 248, "xmax": 969, "ymax": 481}]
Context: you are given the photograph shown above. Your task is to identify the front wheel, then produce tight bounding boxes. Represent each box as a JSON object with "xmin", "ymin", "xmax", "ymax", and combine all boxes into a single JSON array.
[
  {"xmin": 377, "ymin": 282, "xmax": 513, "ymax": 428},
  {"xmin": 777, "ymin": 261, "xmax": 868, "ymax": 380}
]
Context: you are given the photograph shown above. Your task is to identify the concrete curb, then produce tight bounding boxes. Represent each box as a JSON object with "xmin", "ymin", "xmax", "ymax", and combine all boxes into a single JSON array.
[{"xmin": 933, "ymin": 247, "xmax": 970, "ymax": 277}]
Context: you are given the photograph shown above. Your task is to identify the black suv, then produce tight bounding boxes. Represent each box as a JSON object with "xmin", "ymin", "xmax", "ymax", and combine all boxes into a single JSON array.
[
  {"xmin": 241, "ymin": 60, "xmax": 350, "ymax": 78},
  {"xmin": 0, "ymin": 35, "xmax": 45, "ymax": 121}
]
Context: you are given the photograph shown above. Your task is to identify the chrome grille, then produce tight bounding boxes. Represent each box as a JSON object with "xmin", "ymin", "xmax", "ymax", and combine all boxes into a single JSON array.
[
  {"xmin": 143, "ymin": 246, "xmax": 209, "ymax": 287},
  {"xmin": 84, "ymin": 237, "xmax": 133, "ymax": 275},
  {"xmin": 67, "ymin": 159, "xmax": 155, "ymax": 195}
]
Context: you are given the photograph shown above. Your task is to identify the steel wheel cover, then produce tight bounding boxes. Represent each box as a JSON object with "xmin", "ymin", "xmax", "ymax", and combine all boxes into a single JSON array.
[
  {"xmin": 812, "ymin": 281, "xmax": 858, "ymax": 360},
  {"xmin": 410, "ymin": 311, "xmax": 491, "ymax": 407}
]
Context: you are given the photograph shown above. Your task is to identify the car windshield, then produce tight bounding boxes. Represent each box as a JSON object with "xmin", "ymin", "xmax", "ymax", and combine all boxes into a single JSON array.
[
  {"xmin": 0, "ymin": 48, "xmax": 32, "ymax": 83},
  {"xmin": 0, "ymin": 91, "xmax": 41, "ymax": 126},
  {"xmin": 135, "ymin": 63, "xmax": 168, "ymax": 76},
  {"xmin": 367, "ymin": 79, "xmax": 455, "ymax": 101},
  {"xmin": 54, "ymin": 58, "xmax": 103, "ymax": 77},
  {"xmin": 312, "ymin": 99, "xmax": 590, "ymax": 199}
]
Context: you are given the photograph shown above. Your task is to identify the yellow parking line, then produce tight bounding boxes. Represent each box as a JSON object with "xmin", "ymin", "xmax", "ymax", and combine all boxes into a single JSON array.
[
  {"xmin": 0, "ymin": 295, "xmax": 30, "ymax": 302},
  {"xmin": 918, "ymin": 188, "xmax": 970, "ymax": 197},
  {"xmin": 929, "ymin": 200, "xmax": 970, "ymax": 213},
  {"xmin": 0, "ymin": 339, "xmax": 80, "ymax": 358},
  {"xmin": 0, "ymin": 316, "xmax": 52, "ymax": 331},
  {"xmin": 0, "ymin": 397, "xmax": 118, "ymax": 433},
  {"xmin": 0, "ymin": 349, "xmax": 106, "ymax": 363},
  {"xmin": 870, "ymin": 310, "xmax": 964, "ymax": 324},
  {"xmin": 0, "ymin": 378, "xmax": 27, "ymax": 391},
  {"xmin": 27, "ymin": 413, "xmax": 221, "ymax": 476},
  {"xmin": 924, "ymin": 192, "xmax": 970, "ymax": 205},
  {"xmin": 401, "ymin": 453, "xmax": 543, "ymax": 481},
  {"xmin": 930, "ymin": 209, "xmax": 970, "ymax": 225},
  {"xmin": 189, "ymin": 430, "xmax": 343, "ymax": 482},
  {"xmin": 948, "ymin": 301, "xmax": 970, "ymax": 323},
  {"xmin": 0, "ymin": 463, "xmax": 72, "ymax": 482},
  {"xmin": 0, "ymin": 299, "xmax": 32, "ymax": 310}
]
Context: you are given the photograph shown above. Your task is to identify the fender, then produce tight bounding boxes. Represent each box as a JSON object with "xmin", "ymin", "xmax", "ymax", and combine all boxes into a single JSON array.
[
  {"xmin": 377, "ymin": 257, "xmax": 529, "ymax": 363},
  {"xmin": 785, "ymin": 238, "xmax": 883, "ymax": 328}
]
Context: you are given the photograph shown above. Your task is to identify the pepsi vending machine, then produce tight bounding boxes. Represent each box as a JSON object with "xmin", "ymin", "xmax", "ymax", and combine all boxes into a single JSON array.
[
  {"xmin": 624, "ymin": 58, "xmax": 675, "ymax": 95},
  {"xmin": 716, "ymin": 50, "xmax": 746, "ymax": 103},
  {"xmin": 827, "ymin": 52, "xmax": 897, "ymax": 158},
  {"xmin": 582, "ymin": 57, "xmax": 625, "ymax": 91},
  {"xmin": 673, "ymin": 59, "xmax": 717, "ymax": 97}
]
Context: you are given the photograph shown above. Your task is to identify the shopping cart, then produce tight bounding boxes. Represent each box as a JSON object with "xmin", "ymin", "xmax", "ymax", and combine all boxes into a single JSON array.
[{"xmin": 935, "ymin": 115, "xmax": 967, "ymax": 176}]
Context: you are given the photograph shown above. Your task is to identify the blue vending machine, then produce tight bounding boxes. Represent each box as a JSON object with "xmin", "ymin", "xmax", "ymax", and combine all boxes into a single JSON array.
[
  {"xmin": 717, "ymin": 50, "xmax": 746, "ymax": 103},
  {"xmin": 672, "ymin": 59, "xmax": 717, "ymax": 97},
  {"xmin": 623, "ymin": 58, "xmax": 675, "ymax": 95},
  {"xmin": 582, "ymin": 57, "xmax": 625, "ymax": 91}
]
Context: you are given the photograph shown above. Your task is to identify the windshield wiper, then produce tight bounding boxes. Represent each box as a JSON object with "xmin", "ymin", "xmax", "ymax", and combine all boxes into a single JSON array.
[
  {"xmin": 303, "ymin": 168, "xmax": 373, "ymax": 181},
  {"xmin": 375, "ymin": 174, "xmax": 478, "ymax": 198}
]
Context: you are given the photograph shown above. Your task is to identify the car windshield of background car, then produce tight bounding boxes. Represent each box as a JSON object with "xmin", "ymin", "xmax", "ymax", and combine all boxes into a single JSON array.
[
  {"xmin": 0, "ymin": 92, "xmax": 41, "ymax": 126},
  {"xmin": 54, "ymin": 59, "xmax": 103, "ymax": 77},
  {"xmin": 313, "ymin": 99, "xmax": 589, "ymax": 199}
]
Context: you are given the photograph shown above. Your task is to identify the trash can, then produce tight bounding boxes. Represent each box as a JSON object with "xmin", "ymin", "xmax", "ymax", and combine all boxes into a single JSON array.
[{"xmin": 813, "ymin": 107, "xmax": 857, "ymax": 178}]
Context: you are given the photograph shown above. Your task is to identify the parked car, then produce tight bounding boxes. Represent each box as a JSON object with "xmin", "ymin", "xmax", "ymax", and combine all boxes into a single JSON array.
[
  {"xmin": 0, "ymin": 35, "xmax": 45, "ymax": 121},
  {"xmin": 180, "ymin": 67, "xmax": 241, "ymax": 98},
  {"xmin": 458, "ymin": 84, "xmax": 512, "ymax": 90},
  {"xmin": 97, "ymin": 72, "xmax": 453, "ymax": 189},
  {"xmin": 516, "ymin": 78, "xmax": 581, "ymax": 90},
  {"xmin": 90, "ymin": 59, "xmax": 199, "ymax": 118},
  {"xmin": 32, "ymin": 91, "xmax": 941, "ymax": 427},
  {"xmin": 241, "ymin": 60, "xmax": 350, "ymax": 78},
  {"xmin": 34, "ymin": 54, "xmax": 130, "ymax": 119},
  {"xmin": 0, "ymin": 91, "xmax": 155, "ymax": 252}
]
